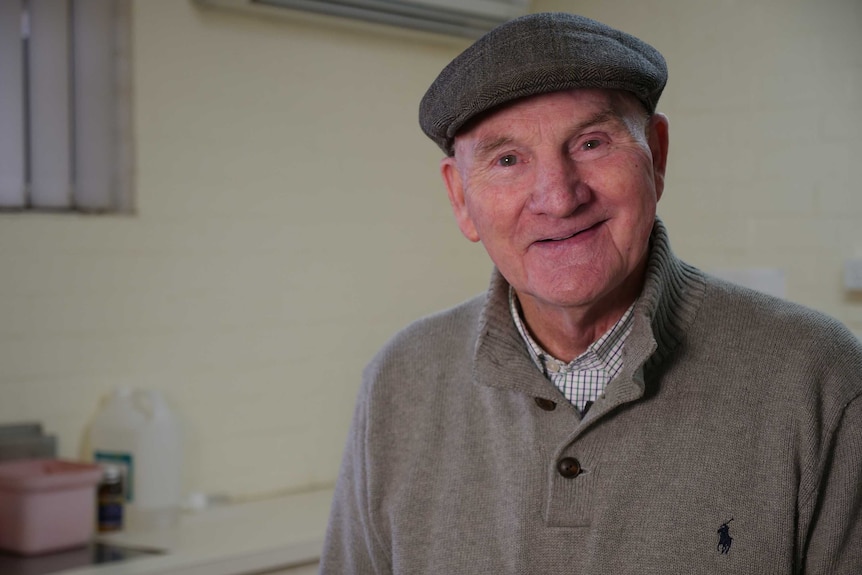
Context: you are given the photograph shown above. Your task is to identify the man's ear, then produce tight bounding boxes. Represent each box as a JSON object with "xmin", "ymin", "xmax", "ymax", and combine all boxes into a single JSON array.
[
  {"xmin": 647, "ymin": 113, "xmax": 670, "ymax": 202},
  {"xmin": 441, "ymin": 156, "xmax": 480, "ymax": 243}
]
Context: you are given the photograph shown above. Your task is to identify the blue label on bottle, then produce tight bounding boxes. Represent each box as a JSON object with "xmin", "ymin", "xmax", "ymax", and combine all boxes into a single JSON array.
[{"xmin": 98, "ymin": 501, "xmax": 124, "ymax": 530}]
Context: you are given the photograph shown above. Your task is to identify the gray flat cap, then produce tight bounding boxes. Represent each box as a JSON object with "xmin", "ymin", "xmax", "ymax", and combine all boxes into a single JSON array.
[{"xmin": 419, "ymin": 12, "xmax": 667, "ymax": 155}]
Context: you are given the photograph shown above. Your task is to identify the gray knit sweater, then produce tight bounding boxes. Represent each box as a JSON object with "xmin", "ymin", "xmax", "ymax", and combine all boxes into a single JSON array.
[{"xmin": 321, "ymin": 220, "xmax": 862, "ymax": 574}]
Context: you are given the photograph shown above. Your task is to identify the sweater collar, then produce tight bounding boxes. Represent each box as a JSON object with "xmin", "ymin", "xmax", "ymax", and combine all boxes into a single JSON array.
[{"xmin": 472, "ymin": 218, "xmax": 706, "ymax": 406}]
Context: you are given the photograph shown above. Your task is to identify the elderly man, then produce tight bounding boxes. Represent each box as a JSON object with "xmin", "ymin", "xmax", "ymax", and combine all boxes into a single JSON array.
[{"xmin": 320, "ymin": 12, "xmax": 862, "ymax": 574}]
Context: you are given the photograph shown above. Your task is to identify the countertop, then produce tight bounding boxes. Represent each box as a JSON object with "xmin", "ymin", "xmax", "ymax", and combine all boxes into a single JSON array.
[{"xmin": 53, "ymin": 486, "xmax": 334, "ymax": 575}]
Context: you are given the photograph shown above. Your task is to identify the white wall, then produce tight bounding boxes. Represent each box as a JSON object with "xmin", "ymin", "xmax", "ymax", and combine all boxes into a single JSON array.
[{"xmin": 0, "ymin": 0, "xmax": 859, "ymax": 500}]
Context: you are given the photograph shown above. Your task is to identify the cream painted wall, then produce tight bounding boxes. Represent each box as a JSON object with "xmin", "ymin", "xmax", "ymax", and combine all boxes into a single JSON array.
[
  {"xmin": 0, "ymin": 1, "xmax": 488, "ymax": 499},
  {"xmin": 0, "ymin": 0, "xmax": 860, "ymax": 500}
]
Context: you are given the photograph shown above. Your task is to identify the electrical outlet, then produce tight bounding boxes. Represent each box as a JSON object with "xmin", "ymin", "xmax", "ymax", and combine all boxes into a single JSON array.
[{"xmin": 844, "ymin": 259, "xmax": 862, "ymax": 291}]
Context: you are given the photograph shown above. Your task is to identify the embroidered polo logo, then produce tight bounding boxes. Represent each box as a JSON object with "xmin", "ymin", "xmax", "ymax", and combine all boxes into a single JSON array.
[{"xmin": 717, "ymin": 518, "xmax": 733, "ymax": 554}]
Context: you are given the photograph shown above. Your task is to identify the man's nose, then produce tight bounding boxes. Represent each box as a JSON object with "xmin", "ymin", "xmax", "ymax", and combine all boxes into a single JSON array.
[{"xmin": 527, "ymin": 156, "xmax": 587, "ymax": 217}]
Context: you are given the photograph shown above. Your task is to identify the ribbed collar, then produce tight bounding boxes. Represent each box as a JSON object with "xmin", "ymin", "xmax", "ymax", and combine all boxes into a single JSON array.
[{"xmin": 472, "ymin": 218, "xmax": 706, "ymax": 415}]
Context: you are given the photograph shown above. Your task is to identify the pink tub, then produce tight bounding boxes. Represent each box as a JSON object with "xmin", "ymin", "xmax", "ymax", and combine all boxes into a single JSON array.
[{"xmin": 0, "ymin": 459, "xmax": 101, "ymax": 555}]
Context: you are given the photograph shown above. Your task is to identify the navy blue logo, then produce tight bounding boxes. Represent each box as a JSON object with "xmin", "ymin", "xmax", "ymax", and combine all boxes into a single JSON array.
[{"xmin": 717, "ymin": 518, "xmax": 734, "ymax": 554}]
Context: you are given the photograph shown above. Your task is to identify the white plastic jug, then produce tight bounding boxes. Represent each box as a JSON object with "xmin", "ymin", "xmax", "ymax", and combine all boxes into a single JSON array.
[{"xmin": 89, "ymin": 388, "xmax": 183, "ymax": 530}]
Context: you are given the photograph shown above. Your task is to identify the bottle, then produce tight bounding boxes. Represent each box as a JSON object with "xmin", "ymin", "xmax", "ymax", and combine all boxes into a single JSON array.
[
  {"xmin": 88, "ymin": 388, "xmax": 183, "ymax": 530},
  {"xmin": 97, "ymin": 464, "xmax": 124, "ymax": 532}
]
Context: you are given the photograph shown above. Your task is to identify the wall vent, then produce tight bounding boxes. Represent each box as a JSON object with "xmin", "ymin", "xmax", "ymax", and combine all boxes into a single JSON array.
[{"xmin": 196, "ymin": 0, "xmax": 531, "ymax": 39}]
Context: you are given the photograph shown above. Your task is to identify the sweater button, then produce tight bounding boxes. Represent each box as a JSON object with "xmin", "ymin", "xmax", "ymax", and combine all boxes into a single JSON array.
[
  {"xmin": 534, "ymin": 397, "xmax": 557, "ymax": 411},
  {"xmin": 557, "ymin": 457, "xmax": 582, "ymax": 478}
]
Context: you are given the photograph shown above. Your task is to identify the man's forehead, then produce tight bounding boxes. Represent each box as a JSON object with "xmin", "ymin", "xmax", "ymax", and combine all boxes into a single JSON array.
[{"xmin": 453, "ymin": 89, "xmax": 638, "ymax": 154}]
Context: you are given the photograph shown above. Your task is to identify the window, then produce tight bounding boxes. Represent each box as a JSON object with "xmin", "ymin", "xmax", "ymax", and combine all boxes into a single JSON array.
[{"xmin": 0, "ymin": 0, "xmax": 133, "ymax": 213}]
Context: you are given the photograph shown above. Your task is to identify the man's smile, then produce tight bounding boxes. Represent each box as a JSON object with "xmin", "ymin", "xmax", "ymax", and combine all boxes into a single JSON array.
[{"xmin": 534, "ymin": 220, "xmax": 606, "ymax": 245}]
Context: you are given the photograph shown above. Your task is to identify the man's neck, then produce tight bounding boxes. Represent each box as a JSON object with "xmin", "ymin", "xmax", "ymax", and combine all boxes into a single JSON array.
[
  {"xmin": 516, "ymin": 299, "xmax": 631, "ymax": 362},
  {"xmin": 514, "ymin": 264, "xmax": 647, "ymax": 363}
]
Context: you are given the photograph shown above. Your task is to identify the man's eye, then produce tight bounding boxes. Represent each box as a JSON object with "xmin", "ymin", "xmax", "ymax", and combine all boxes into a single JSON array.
[
  {"xmin": 572, "ymin": 136, "xmax": 612, "ymax": 161},
  {"xmin": 498, "ymin": 154, "xmax": 518, "ymax": 167}
]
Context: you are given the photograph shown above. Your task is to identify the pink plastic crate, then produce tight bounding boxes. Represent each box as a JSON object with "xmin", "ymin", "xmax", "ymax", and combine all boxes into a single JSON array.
[{"xmin": 0, "ymin": 459, "xmax": 101, "ymax": 555}]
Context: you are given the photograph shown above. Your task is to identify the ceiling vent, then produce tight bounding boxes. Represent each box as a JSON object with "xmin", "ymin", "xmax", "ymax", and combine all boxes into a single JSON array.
[{"xmin": 197, "ymin": 0, "xmax": 531, "ymax": 39}]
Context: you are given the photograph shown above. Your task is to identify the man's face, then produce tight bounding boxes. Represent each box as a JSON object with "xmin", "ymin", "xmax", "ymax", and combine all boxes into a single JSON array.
[{"xmin": 441, "ymin": 89, "xmax": 669, "ymax": 317}]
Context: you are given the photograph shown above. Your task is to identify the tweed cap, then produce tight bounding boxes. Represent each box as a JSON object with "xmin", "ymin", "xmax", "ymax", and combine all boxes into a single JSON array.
[{"xmin": 419, "ymin": 12, "xmax": 667, "ymax": 155}]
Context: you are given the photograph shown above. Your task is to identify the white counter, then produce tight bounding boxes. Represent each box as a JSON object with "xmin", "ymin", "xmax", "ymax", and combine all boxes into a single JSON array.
[{"xmin": 56, "ymin": 487, "xmax": 334, "ymax": 575}]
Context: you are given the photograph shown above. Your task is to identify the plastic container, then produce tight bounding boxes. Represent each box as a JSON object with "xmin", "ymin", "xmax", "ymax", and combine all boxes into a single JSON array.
[
  {"xmin": 88, "ymin": 388, "xmax": 183, "ymax": 530},
  {"xmin": 0, "ymin": 459, "xmax": 101, "ymax": 555}
]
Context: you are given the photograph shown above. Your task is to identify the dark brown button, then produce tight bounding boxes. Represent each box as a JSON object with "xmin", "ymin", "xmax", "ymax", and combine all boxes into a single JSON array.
[
  {"xmin": 534, "ymin": 397, "xmax": 557, "ymax": 411},
  {"xmin": 557, "ymin": 457, "xmax": 581, "ymax": 478}
]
